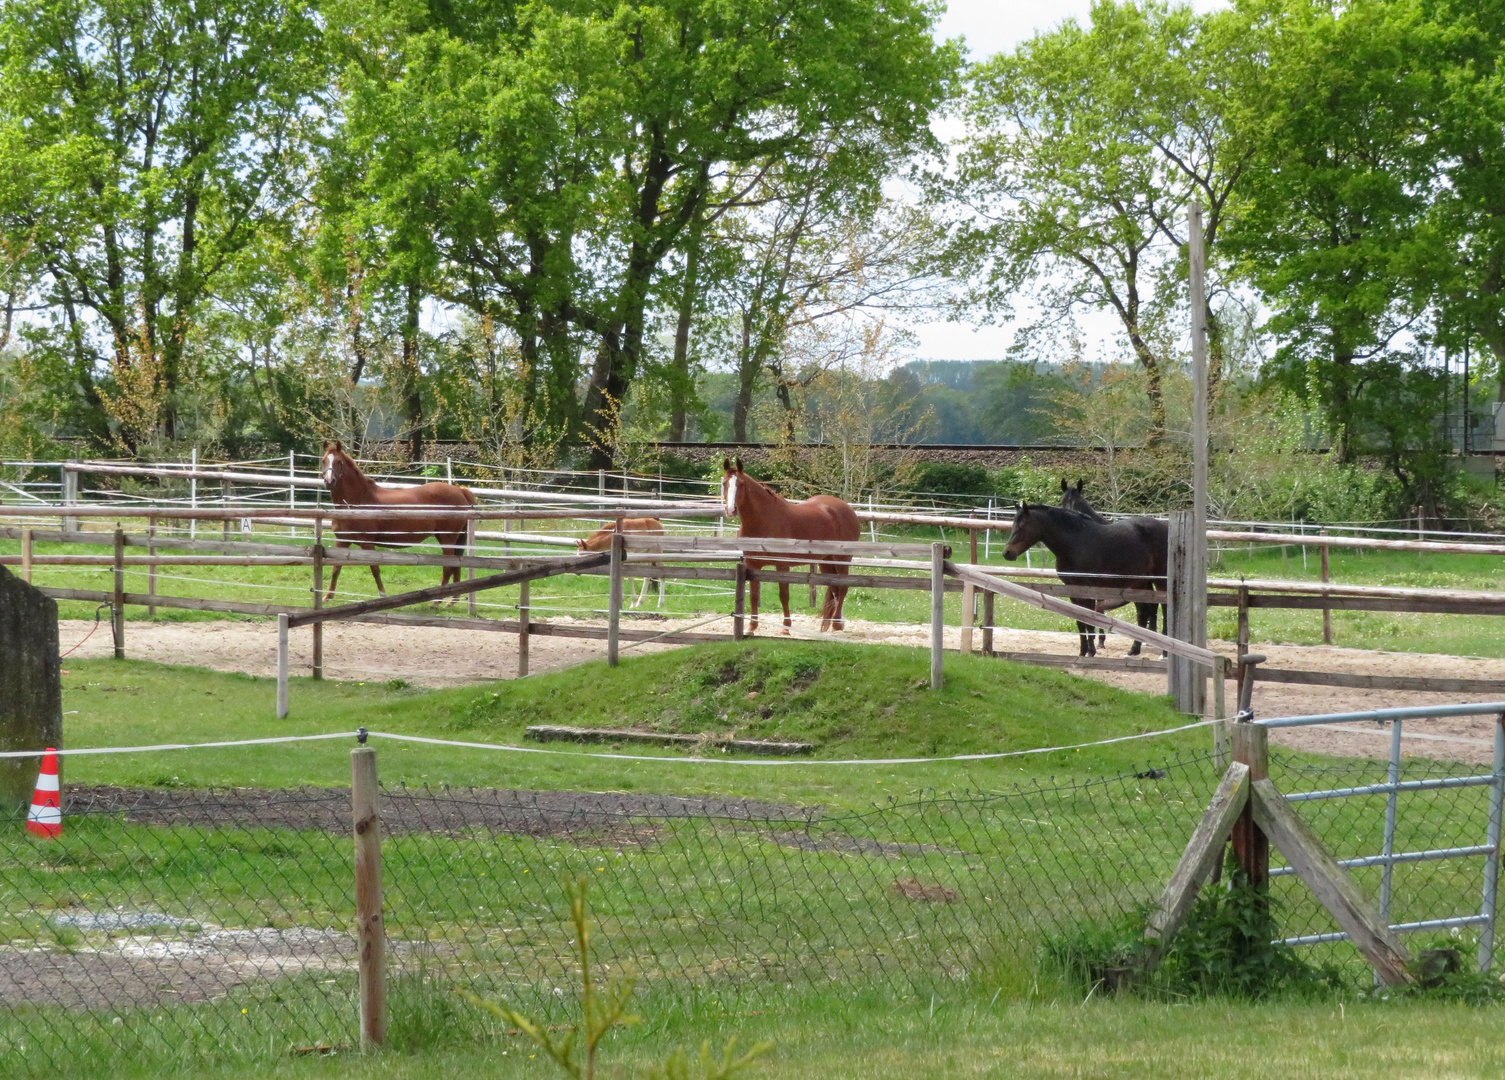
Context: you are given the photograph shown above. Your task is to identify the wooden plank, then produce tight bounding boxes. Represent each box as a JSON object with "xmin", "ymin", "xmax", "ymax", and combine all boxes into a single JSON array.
[
  {"xmin": 987, "ymin": 651, "xmax": 1167, "ymax": 673},
  {"xmin": 1252, "ymin": 668, "xmax": 1505, "ymax": 694},
  {"xmin": 525, "ymin": 725, "xmax": 814, "ymax": 755},
  {"xmin": 949, "ymin": 563, "xmax": 1220, "ymax": 667},
  {"xmin": 287, "ymin": 553, "xmax": 609, "ymax": 628},
  {"xmin": 623, "ymin": 535, "xmax": 944, "ymax": 558},
  {"xmin": 1211, "ymin": 528, "xmax": 1505, "ymax": 557},
  {"xmin": 1143, "ymin": 762, "xmax": 1251, "ymax": 965},
  {"xmin": 1219, "ymin": 593, "xmax": 1505, "ymax": 615},
  {"xmin": 1250, "ymin": 778, "xmax": 1414, "ymax": 985},
  {"xmin": 112, "ymin": 528, "xmax": 124, "ymax": 659}
]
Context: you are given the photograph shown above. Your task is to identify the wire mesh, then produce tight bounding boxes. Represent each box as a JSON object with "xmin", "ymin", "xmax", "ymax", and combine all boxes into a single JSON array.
[{"xmin": 0, "ymin": 748, "xmax": 1496, "ymax": 1073}]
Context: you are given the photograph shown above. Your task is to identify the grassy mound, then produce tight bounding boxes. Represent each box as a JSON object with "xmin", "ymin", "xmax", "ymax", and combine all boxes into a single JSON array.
[
  {"xmin": 59, "ymin": 641, "xmax": 1204, "ymax": 803},
  {"xmin": 454, "ymin": 638, "xmax": 1190, "ymax": 764}
]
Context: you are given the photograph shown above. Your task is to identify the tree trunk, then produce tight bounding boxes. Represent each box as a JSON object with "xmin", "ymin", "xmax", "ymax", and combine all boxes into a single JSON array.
[
  {"xmin": 401, "ymin": 276, "xmax": 423, "ymax": 462},
  {"xmin": 733, "ymin": 311, "xmax": 757, "ymax": 443},
  {"xmin": 668, "ymin": 217, "xmax": 703, "ymax": 442}
]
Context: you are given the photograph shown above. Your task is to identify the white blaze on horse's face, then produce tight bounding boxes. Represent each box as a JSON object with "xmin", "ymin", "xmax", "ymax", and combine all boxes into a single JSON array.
[
  {"xmin": 321, "ymin": 451, "xmax": 335, "ymax": 486},
  {"xmin": 722, "ymin": 473, "xmax": 738, "ymax": 516}
]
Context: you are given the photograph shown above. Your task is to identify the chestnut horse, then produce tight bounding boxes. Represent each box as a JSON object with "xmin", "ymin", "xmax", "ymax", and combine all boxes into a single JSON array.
[
  {"xmin": 720, "ymin": 458, "xmax": 860, "ymax": 633},
  {"xmin": 320, "ymin": 442, "xmax": 475, "ymax": 601},
  {"xmin": 577, "ymin": 518, "xmax": 665, "ymax": 608}
]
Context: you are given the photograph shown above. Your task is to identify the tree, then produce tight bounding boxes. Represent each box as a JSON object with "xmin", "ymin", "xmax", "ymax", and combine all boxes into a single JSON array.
[
  {"xmin": 332, "ymin": 0, "xmax": 955, "ymax": 465},
  {"xmin": 1224, "ymin": 0, "xmax": 1438, "ymax": 461},
  {"xmin": 951, "ymin": 0, "xmax": 1263, "ymax": 442},
  {"xmin": 0, "ymin": 0, "xmax": 323, "ymax": 447}
]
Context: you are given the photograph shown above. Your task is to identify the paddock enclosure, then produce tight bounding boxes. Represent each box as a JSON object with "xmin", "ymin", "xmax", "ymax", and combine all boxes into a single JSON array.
[{"xmin": 4, "ymin": 454, "xmax": 1505, "ymax": 1070}]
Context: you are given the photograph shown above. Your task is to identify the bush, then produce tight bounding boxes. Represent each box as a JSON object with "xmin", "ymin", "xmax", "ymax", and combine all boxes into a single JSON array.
[{"xmin": 912, "ymin": 462, "xmax": 994, "ymax": 498}]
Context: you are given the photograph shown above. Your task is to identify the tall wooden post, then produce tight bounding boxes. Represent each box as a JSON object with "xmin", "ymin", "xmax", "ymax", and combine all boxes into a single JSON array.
[
  {"xmin": 62, "ymin": 462, "xmax": 79, "ymax": 534},
  {"xmin": 19, "ymin": 527, "xmax": 31, "ymax": 584},
  {"xmin": 1320, "ymin": 531, "xmax": 1332, "ymax": 644},
  {"xmin": 276, "ymin": 613, "xmax": 289, "ymax": 718},
  {"xmin": 982, "ymin": 590, "xmax": 995, "ymax": 658},
  {"xmin": 1230, "ymin": 716, "xmax": 1270, "ymax": 889},
  {"xmin": 351, "ymin": 745, "xmax": 386, "ymax": 1049},
  {"xmin": 312, "ymin": 538, "xmax": 324, "ymax": 681},
  {"xmin": 147, "ymin": 516, "xmax": 157, "ymax": 618},
  {"xmin": 930, "ymin": 542, "xmax": 945, "ymax": 690},
  {"xmin": 222, "ymin": 481, "xmax": 233, "ymax": 540},
  {"xmin": 466, "ymin": 518, "xmax": 477, "ymax": 618},
  {"xmin": 112, "ymin": 527, "xmax": 125, "ymax": 660},
  {"xmin": 733, "ymin": 564, "xmax": 746, "ymax": 641},
  {"xmin": 518, "ymin": 580, "xmax": 530, "ymax": 677},
  {"xmin": 1187, "ymin": 199, "xmax": 1211, "ymax": 710},
  {"xmin": 960, "ymin": 529, "xmax": 977, "ymax": 654},
  {"xmin": 1167, "ymin": 511, "xmax": 1205, "ymax": 714},
  {"xmin": 607, "ymin": 529, "xmax": 624, "ymax": 667}
]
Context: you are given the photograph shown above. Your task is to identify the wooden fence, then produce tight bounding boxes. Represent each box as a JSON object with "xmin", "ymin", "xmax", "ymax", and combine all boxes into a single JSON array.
[{"xmin": 8, "ymin": 505, "xmax": 1505, "ymax": 718}]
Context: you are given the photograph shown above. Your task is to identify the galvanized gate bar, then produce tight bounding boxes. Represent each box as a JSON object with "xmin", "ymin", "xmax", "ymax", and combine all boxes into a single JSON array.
[
  {"xmin": 1285, "ymin": 775, "xmax": 1496, "ymax": 802},
  {"xmin": 1479, "ymin": 714, "xmax": 1505, "ymax": 972},
  {"xmin": 1259, "ymin": 702, "xmax": 1505, "ymax": 728},
  {"xmin": 1282, "ymin": 914, "xmax": 1491, "ymax": 948},
  {"xmin": 1270, "ymin": 844, "xmax": 1499, "ymax": 876}
]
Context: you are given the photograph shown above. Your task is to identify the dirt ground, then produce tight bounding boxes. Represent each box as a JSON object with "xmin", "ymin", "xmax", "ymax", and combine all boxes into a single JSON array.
[{"xmin": 59, "ymin": 614, "xmax": 1505, "ymax": 764}]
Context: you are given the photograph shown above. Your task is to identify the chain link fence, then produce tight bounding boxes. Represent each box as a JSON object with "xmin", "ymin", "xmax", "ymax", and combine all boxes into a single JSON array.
[{"xmin": 0, "ymin": 744, "xmax": 1499, "ymax": 1074}]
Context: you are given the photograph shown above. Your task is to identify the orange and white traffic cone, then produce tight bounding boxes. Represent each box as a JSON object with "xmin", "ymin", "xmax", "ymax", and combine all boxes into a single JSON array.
[{"xmin": 25, "ymin": 748, "xmax": 61, "ymax": 840}]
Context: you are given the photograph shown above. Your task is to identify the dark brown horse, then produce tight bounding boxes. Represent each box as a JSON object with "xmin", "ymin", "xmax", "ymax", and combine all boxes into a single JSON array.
[
  {"xmin": 320, "ymin": 441, "xmax": 475, "ymax": 600},
  {"xmin": 1004, "ymin": 503, "xmax": 1162, "ymax": 657},
  {"xmin": 1060, "ymin": 478, "xmax": 1169, "ymax": 650},
  {"xmin": 720, "ymin": 458, "xmax": 860, "ymax": 633}
]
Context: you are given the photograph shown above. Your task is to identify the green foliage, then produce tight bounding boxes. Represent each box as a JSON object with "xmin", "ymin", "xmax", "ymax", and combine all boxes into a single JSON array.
[
  {"xmin": 1158, "ymin": 854, "xmax": 1339, "ymax": 1000},
  {"xmin": 462, "ymin": 877, "xmax": 770, "ymax": 1080},
  {"xmin": 912, "ymin": 462, "xmax": 994, "ymax": 498},
  {"xmin": 1046, "ymin": 851, "xmax": 1341, "ymax": 1001}
]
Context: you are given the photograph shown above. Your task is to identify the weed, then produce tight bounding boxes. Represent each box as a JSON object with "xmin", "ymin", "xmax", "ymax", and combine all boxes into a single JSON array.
[{"xmin": 461, "ymin": 877, "xmax": 771, "ymax": 1080}]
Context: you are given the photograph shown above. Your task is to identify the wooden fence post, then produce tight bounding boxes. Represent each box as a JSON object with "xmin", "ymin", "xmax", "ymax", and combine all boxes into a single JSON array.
[
  {"xmin": 147, "ymin": 516, "xmax": 157, "ymax": 618},
  {"xmin": 222, "ymin": 481, "xmax": 233, "ymax": 540},
  {"xmin": 982, "ymin": 590, "xmax": 994, "ymax": 658},
  {"xmin": 1230, "ymin": 715, "xmax": 1270, "ymax": 890},
  {"xmin": 733, "ymin": 564, "xmax": 746, "ymax": 641},
  {"xmin": 351, "ymin": 743, "xmax": 386, "ymax": 1049},
  {"xmin": 518, "ymin": 579, "xmax": 530, "ymax": 677},
  {"xmin": 1167, "ymin": 511, "xmax": 1205, "ymax": 714},
  {"xmin": 62, "ymin": 462, "xmax": 79, "ymax": 534},
  {"xmin": 20, "ymin": 527, "xmax": 31, "ymax": 584},
  {"xmin": 277, "ymin": 613, "xmax": 290, "ymax": 718},
  {"xmin": 930, "ymin": 542, "xmax": 945, "ymax": 690},
  {"xmin": 466, "ymin": 518, "xmax": 477, "ymax": 618},
  {"xmin": 607, "ymin": 530, "xmax": 624, "ymax": 667},
  {"xmin": 960, "ymin": 528, "xmax": 977, "ymax": 654},
  {"xmin": 312, "ymin": 539, "xmax": 324, "ymax": 681},
  {"xmin": 112, "ymin": 527, "xmax": 125, "ymax": 659},
  {"xmin": 1320, "ymin": 530, "xmax": 1332, "ymax": 644}
]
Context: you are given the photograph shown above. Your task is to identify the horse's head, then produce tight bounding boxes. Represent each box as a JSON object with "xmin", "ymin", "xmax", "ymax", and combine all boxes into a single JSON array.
[
  {"xmin": 321, "ymin": 441, "xmax": 351, "ymax": 488},
  {"xmin": 720, "ymin": 456, "xmax": 744, "ymax": 517},
  {"xmin": 1003, "ymin": 502, "xmax": 1041, "ymax": 561},
  {"xmin": 1060, "ymin": 478, "xmax": 1090, "ymax": 515}
]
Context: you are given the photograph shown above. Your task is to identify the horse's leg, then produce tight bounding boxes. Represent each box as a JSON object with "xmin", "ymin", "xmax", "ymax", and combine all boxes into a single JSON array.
[
  {"xmin": 748, "ymin": 578, "xmax": 760, "ymax": 635},
  {"xmin": 438, "ymin": 540, "xmax": 462, "ymax": 607},
  {"xmin": 368, "ymin": 546, "xmax": 385, "ymax": 597},
  {"xmin": 656, "ymin": 571, "xmax": 665, "ymax": 609},
  {"xmin": 1128, "ymin": 602, "xmax": 1154, "ymax": 657},
  {"xmin": 1074, "ymin": 599, "xmax": 1095, "ymax": 656},
  {"xmin": 326, "ymin": 541, "xmax": 349, "ymax": 601},
  {"xmin": 778, "ymin": 581, "xmax": 792, "ymax": 634},
  {"xmin": 808, "ymin": 580, "xmax": 817, "ymax": 608}
]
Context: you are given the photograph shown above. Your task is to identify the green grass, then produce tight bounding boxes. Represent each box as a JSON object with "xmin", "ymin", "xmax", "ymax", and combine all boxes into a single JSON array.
[
  {"xmin": 10, "ymin": 636, "xmax": 1504, "ymax": 1076},
  {"xmin": 56, "ymin": 640, "xmax": 1203, "ymax": 804},
  {"xmin": 9, "ymin": 986, "xmax": 1505, "ymax": 1079}
]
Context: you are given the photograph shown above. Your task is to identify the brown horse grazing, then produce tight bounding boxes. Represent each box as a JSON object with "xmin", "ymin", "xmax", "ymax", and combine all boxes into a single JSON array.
[
  {"xmin": 720, "ymin": 457, "xmax": 860, "ymax": 634},
  {"xmin": 320, "ymin": 441, "xmax": 475, "ymax": 601},
  {"xmin": 577, "ymin": 518, "xmax": 665, "ymax": 609}
]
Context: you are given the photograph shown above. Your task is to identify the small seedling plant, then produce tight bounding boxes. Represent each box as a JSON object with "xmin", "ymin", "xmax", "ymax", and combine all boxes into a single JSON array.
[{"xmin": 462, "ymin": 877, "xmax": 770, "ymax": 1080}]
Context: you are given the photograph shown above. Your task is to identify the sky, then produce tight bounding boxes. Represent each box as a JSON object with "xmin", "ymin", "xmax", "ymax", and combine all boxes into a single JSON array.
[{"xmin": 912, "ymin": 0, "xmax": 1226, "ymax": 362}]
